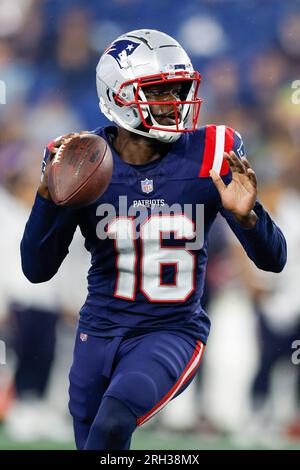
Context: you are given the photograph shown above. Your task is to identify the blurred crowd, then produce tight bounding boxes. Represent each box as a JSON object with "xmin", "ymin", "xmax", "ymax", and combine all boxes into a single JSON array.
[{"xmin": 1, "ymin": 0, "xmax": 300, "ymax": 448}]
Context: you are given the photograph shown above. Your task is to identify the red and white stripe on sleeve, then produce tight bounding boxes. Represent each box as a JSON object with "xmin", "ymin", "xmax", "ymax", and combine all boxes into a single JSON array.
[{"xmin": 199, "ymin": 125, "xmax": 235, "ymax": 177}]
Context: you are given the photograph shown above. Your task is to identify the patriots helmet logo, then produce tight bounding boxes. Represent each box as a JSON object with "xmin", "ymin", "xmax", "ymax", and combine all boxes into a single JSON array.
[
  {"xmin": 105, "ymin": 40, "xmax": 141, "ymax": 68},
  {"xmin": 235, "ymin": 131, "xmax": 246, "ymax": 158}
]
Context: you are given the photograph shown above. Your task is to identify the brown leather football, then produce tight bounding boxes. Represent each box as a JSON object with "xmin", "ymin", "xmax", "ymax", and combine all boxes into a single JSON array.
[{"xmin": 48, "ymin": 133, "xmax": 113, "ymax": 207}]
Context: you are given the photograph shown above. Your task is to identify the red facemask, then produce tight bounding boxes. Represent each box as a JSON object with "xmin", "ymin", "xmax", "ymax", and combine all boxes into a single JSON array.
[{"xmin": 114, "ymin": 71, "xmax": 203, "ymax": 133}]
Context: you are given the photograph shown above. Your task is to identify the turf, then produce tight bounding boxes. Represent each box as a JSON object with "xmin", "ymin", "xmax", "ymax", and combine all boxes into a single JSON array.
[{"xmin": 0, "ymin": 427, "xmax": 300, "ymax": 450}]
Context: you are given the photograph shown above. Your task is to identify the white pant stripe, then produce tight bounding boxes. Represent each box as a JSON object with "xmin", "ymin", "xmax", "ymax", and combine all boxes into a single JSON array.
[{"xmin": 139, "ymin": 342, "xmax": 204, "ymax": 425}]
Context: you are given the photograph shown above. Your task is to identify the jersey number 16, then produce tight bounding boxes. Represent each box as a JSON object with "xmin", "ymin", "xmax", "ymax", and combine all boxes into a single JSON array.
[{"xmin": 107, "ymin": 214, "xmax": 196, "ymax": 302}]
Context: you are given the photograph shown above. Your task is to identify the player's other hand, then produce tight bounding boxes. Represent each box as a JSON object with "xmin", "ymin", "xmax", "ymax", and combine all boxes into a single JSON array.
[
  {"xmin": 37, "ymin": 131, "xmax": 89, "ymax": 201},
  {"xmin": 210, "ymin": 151, "xmax": 258, "ymax": 228}
]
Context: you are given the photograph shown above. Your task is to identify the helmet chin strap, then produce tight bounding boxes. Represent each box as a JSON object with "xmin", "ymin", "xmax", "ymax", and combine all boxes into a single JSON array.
[
  {"xmin": 127, "ymin": 122, "xmax": 182, "ymax": 143},
  {"xmin": 148, "ymin": 128, "xmax": 182, "ymax": 143},
  {"xmin": 147, "ymin": 108, "xmax": 184, "ymax": 143}
]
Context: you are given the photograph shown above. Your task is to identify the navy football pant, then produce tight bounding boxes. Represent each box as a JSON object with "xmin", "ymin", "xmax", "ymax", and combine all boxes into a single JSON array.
[{"xmin": 69, "ymin": 330, "xmax": 205, "ymax": 450}]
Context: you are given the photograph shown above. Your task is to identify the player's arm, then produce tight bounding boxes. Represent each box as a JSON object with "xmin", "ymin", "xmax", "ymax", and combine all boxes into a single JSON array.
[
  {"xmin": 210, "ymin": 132, "xmax": 287, "ymax": 273},
  {"xmin": 20, "ymin": 134, "xmax": 81, "ymax": 283}
]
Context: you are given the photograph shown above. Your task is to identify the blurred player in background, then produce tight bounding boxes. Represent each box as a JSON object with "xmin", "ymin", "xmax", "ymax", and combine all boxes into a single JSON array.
[
  {"xmin": 232, "ymin": 150, "xmax": 300, "ymax": 440},
  {"xmin": 20, "ymin": 29, "xmax": 286, "ymax": 450}
]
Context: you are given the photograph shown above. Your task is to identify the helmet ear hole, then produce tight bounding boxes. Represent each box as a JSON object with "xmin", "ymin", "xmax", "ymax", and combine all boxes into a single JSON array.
[{"xmin": 106, "ymin": 89, "xmax": 112, "ymax": 102}]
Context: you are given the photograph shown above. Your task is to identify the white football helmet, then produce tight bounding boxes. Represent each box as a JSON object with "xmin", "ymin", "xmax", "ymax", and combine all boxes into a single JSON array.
[{"xmin": 96, "ymin": 29, "xmax": 202, "ymax": 143}]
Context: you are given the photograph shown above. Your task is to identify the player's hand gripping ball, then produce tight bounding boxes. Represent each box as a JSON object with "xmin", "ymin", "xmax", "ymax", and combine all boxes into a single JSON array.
[{"xmin": 44, "ymin": 133, "xmax": 113, "ymax": 207}]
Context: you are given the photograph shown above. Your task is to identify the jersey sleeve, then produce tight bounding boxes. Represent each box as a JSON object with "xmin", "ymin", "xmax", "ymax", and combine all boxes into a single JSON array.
[
  {"xmin": 21, "ymin": 193, "xmax": 80, "ymax": 283},
  {"xmin": 219, "ymin": 200, "xmax": 287, "ymax": 273}
]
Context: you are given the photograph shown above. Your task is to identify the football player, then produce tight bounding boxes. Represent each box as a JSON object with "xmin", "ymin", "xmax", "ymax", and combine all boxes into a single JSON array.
[{"xmin": 21, "ymin": 29, "xmax": 287, "ymax": 450}]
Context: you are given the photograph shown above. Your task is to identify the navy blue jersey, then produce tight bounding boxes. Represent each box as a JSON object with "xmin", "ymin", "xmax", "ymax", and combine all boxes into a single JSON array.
[{"xmin": 21, "ymin": 125, "xmax": 287, "ymax": 345}]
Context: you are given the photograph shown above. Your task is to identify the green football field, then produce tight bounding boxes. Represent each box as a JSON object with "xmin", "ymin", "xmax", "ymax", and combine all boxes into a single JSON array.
[{"xmin": 0, "ymin": 426, "xmax": 300, "ymax": 450}]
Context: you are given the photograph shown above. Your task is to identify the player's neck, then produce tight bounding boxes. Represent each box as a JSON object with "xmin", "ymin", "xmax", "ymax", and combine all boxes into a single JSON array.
[{"xmin": 112, "ymin": 127, "xmax": 171, "ymax": 165}]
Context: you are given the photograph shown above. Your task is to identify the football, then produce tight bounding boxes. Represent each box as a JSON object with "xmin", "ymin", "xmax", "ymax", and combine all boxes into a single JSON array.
[{"xmin": 48, "ymin": 133, "xmax": 113, "ymax": 207}]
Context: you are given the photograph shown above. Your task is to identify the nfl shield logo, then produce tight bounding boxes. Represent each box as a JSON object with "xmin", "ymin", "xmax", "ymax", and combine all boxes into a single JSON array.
[{"xmin": 141, "ymin": 178, "xmax": 153, "ymax": 194}]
